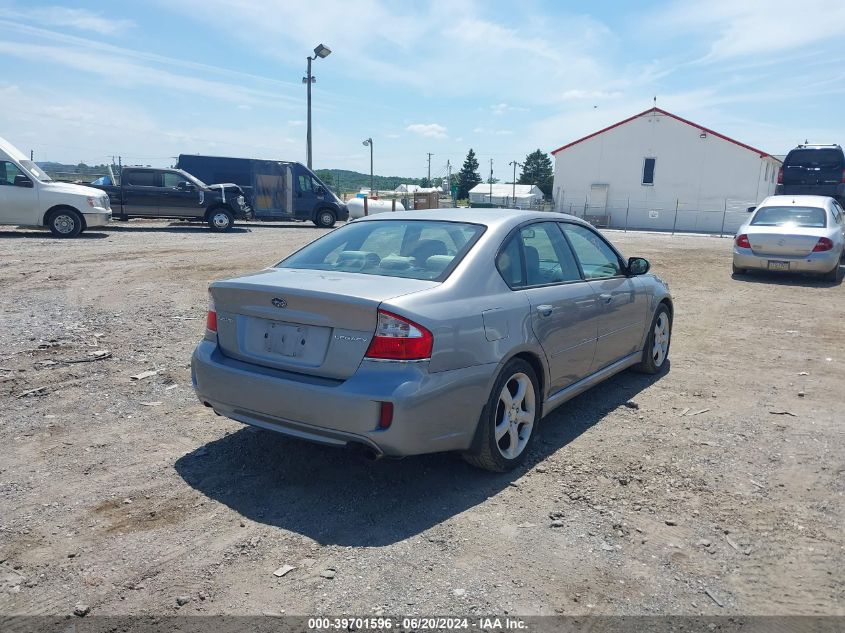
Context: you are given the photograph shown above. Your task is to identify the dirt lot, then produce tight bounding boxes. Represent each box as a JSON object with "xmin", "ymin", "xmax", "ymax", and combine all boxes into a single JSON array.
[{"xmin": 0, "ymin": 219, "xmax": 842, "ymax": 619}]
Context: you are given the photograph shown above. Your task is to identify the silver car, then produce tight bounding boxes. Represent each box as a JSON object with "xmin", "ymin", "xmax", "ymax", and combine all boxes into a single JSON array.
[
  {"xmin": 192, "ymin": 209, "xmax": 673, "ymax": 471},
  {"xmin": 733, "ymin": 195, "xmax": 845, "ymax": 281}
]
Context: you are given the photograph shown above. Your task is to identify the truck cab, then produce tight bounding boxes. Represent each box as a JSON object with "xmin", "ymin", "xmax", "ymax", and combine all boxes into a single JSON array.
[{"xmin": 0, "ymin": 136, "xmax": 111, "ymax": 238}]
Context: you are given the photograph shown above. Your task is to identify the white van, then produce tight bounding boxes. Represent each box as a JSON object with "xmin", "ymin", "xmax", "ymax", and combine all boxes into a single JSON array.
[{"xmin": 0, "ymin": 136, "xmax": 111, "ymax": 237}]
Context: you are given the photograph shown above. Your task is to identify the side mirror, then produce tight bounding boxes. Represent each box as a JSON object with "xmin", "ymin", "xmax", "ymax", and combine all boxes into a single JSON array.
[
  {"xmin": 13, "ymin": 175, "xmax": 33, "ymax": 188},
  {"xmin": 747, "ymin": 206, "xmax": 756, "ymax": 213},
  {"xmin": 627, "ymin": 256, "xmax": 650, "ymax": 276}
]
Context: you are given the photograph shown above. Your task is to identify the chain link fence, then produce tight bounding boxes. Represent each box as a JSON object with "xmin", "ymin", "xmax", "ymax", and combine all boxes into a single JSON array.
[{"xmin": 554, "ymin": 192, "xmax": 757, "ymax": 236}]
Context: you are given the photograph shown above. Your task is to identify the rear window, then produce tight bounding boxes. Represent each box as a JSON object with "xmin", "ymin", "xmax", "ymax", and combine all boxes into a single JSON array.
[
  {"xmin": 277, "ymin": 219, "xmax": 485, "ymax": 281},
  {"xmin": 784, "ymin": 149, "xmax": 843, "ymax": 169},
  {"xmin": 750, "ymin": 206, "xmax": 827, "ymax": 228}
]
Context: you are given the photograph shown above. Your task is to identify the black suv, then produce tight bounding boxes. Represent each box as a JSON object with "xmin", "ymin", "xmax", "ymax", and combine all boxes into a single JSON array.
[{"xmin": 776, "ymin": 143, "xmax": 845, "ymax": 203}]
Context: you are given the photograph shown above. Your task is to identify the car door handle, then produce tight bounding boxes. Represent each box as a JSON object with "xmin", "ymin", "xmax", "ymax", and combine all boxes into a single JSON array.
[
  {"xmin": 599, "ymin": 293, "xmax": 613, "ymax": 304},
  {"xmin": 536, "ymin": 305, "xmax": 553, "ymax": 317}
]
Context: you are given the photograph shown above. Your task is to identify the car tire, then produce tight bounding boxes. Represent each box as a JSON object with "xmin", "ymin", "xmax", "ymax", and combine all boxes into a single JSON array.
[
  {"xmin": 315, "ymin": 209, "xmax": 336, "ymax": 228},
  {"xmin": 207, "ymin": 208, "xmax": 234, "ymax": 232},
  {"xmin": 47, "ymin": 208, "xmax": 84, "ymax": 238},
  {"xmin": 463, "ymin": 358, "xmax": 540, "ymax": 472},
  {"xmin": 633, "ymin": 303, "xmax": 672, "ymax": 375}
]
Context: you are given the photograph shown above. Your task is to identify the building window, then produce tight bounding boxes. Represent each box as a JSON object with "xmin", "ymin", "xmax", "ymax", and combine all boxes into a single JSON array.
[{"xmin": 642, "ymin": 158, "xmax": 656, "ymax": 185}]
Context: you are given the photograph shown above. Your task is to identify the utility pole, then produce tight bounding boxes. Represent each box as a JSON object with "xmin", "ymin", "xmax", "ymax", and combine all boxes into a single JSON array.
[
  {"xmin": 489, "ymin": 158, "xmax": 493, "ymax": 204},
  {"xmin": 30, "ymin": 149, "xmax": 34, "ymax": 161},
  {"xmin": 446, "ymin": 160, "xmax": 451, "ymax": 203},
  {"xmin": 426, "ymin": 152, "xmax": 433, "ymax": 185},
  {"xmin": 508, "ymin": 160, "xmax": 522, "ymax": 207}
]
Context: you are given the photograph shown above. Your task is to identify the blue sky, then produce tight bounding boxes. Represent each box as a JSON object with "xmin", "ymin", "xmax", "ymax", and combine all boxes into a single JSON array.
[{"xmin": 1, "ymin": 0, "xmax": 843, "ymax": 181}]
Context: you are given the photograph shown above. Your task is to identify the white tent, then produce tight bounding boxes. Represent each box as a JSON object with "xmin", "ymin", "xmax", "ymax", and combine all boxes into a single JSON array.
[
  {"xmin": 394, "ymin": 184, "xmax": 422, "ymax": 193},
  {"xmin": 469, "ymin": 183, "xmax": 543, "ymax": 208}
]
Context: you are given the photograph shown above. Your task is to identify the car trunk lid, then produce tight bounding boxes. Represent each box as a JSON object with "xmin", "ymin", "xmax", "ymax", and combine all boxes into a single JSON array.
[
  {"xmin": 745, "ymin": 226, "xmax": 826, "ymax": 257},
  {"xmin": 211, "ymin": 268, "xmax": 438, "ymax": 379}
]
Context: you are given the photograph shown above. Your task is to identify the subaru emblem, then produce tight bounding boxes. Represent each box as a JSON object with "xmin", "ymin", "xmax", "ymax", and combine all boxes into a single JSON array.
[{"xmin": 271, "ymin": 297, "xmax": 287, "ymax": 308}]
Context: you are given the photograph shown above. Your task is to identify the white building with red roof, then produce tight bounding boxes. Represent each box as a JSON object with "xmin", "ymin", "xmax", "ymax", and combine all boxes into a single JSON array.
[{"xmin": 550, "ymin": 107, "xmax": 782, "ymax": 232}]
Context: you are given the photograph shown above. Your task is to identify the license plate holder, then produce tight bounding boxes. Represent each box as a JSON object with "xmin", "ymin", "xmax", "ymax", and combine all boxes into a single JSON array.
[
  {"xmin": 768, "ymin": 260, "xmax": 790, "ymax": 271},
  {"xmin": 263, "ymin": 321, "xmax": 306, "ymax": 358}
]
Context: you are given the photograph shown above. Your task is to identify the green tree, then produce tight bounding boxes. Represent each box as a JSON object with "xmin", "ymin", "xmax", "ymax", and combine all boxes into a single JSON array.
[
  {"xmin": 518, "ymin": 149, "xmax": 553, "ymax": 197},
  {"xmin": 420, "ymin": 176, "xmax": 431, "ymax": 188},
  {"xmin": 457, "ymin": 148, "xmax": 481, "ymax": 199}
]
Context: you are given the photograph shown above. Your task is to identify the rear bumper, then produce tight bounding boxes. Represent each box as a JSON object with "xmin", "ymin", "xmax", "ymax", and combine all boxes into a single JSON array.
[
  {"xmin": 776, "ymin": 183, "xmax": 845, "ymax": 199},
  {"xmin": 82, "ymin": 211, "xmax": 111, "ymax": 227},
  {"xmin": 191, "ymin": 340, "xmax": 493, "ymax": 456},
  {"xmin": 733, "ymin": 247, "xmax": 841, "ymax": 273}
]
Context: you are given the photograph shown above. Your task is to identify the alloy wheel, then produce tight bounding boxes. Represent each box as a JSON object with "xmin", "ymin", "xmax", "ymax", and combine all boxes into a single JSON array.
[{"xmin": 494, "ymin": 372, "xmax": 535, "ymax": 460}]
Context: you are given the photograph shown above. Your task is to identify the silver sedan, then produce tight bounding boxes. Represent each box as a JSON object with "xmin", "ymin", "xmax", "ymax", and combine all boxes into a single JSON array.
[
  {"xmin": 192, "ymin": 209, "xmax": 673, "ymax": 471},
  {"xmin": 733, "ymin": 195, "xmax": 845, "ymax": 281}
]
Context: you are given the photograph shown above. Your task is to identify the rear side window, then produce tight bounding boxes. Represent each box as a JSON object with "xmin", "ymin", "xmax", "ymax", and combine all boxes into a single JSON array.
[
  {"xmin": 785, "ymin": 149, "xmax": 843, "ymax": 169},
  {"xmin": 124, "ymin": 170, "xmax": 157, "ymax": 187},
  {"xmin": 277, "ymin": 220, "xmax": 485, "ymax": 281},
  {"xmin": 496, "ymin": 223, "xmax": 582, "ymax": 289},
  {"xmin": 751, "ymin": 206, "xmax": 827, "ymax": 228}
]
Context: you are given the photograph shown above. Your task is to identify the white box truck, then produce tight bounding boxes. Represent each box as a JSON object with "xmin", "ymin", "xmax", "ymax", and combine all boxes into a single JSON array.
[{"xmin": 0, "ymin": 137, "xmax": 111, "ymax": 237}]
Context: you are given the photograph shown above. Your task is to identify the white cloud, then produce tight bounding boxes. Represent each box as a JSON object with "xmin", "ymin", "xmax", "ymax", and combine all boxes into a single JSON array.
[
  {"xmin": 473, "ymin": 127, "xmax": 513, "ymax": 136},
  {"xmin": 0, "ymin": 7, "xmax": 133, "ymax": 35},
  {"xmin": 657, "ymin": 0, "xmax": 845, "ymax": 61},
  {"xmin": 406, "ymin": 123, "xmax": 448, "ymax": 139},
  {"xmin": 288, "ymin": 119, "xmax": 304, "ymax": 126}
]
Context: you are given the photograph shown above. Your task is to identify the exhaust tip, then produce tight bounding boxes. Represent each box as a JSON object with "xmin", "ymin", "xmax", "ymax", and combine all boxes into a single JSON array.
[{"xmin": 348, "ymin": 443, "xmax": 382, "ymax": 461}]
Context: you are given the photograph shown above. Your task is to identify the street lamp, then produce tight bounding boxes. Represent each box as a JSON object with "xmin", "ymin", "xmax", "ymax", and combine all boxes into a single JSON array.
[
  {"xmin": 362, "ymin": 138, "xmax": 373, "ymax": 194},
  {"xmin": 303, "ymin": 43, "xmax": 332, "ymax": 170}
]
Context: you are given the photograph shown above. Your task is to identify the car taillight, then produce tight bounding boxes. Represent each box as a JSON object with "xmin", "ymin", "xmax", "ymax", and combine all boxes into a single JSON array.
[
  {"xmin": 206, "ymin": 292, "xmax": 217, "ymax": 332},
  {"xmin": 777, "ymin": 167, "xmax": 783, "ymax": 184},
  {"xmin": 735, "ymin": 234, "xmax": 751, "ymax": 249},
  {"xmin": 365, "ymin": 310, "xmax": 433, "ymax": 361},
  {"xmin": 813, "ymin": 237, "xmax": 834, "ymax": 252},
  {"xmin": 841, "ymin": 168, "xmax": 845, "ymax": 184}
]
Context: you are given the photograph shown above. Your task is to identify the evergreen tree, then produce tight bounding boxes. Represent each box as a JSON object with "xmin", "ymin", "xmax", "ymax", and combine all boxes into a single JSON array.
[
  {"xmin": 518, "ymin": 149, "xmax": 554, "ymax": 197},
  {"xmin": 457, "ymin": 149, "xmax": 481, "ymax": 199}
]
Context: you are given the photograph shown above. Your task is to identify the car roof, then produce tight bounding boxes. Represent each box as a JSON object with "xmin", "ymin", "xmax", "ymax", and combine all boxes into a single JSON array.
[
  {"xmin": 759, "ymin": 195, "xmax": 835, "ymax": 208},
  {"xmin": 353, "ymin": 207, "xmax": 590, "ymax": 229}
]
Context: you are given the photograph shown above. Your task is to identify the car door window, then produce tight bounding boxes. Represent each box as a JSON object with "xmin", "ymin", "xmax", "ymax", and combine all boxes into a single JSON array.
[
  {"xmin": 497, "ymin": 222, "xmax": 581, "ymax": 289},
  {"xmin": 0, "ymin": 161, "xmax": 27, "ymax": 186},
  {"xmin": 560, "ymin": 223, "xmax": 623, "ymax": 279},
  {"xmin": 124, "ymin": 171, "xmax": 157, "ymax": 187},
  {"xmin": 163, "ymin": 172, "xmax": 189, "ymax": 188},
  {"xmin": 297, "ymin": 174, "xmax": 313, "ymax": 193}
]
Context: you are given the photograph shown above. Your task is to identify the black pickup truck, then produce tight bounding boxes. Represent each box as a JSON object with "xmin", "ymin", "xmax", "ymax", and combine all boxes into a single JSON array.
[{"xmin": 91, "ymin": 167, "xmax": 252, "ymax": 231}]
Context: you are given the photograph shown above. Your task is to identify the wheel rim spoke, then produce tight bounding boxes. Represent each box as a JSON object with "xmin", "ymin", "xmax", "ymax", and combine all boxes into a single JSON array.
[{"xmin": 495, "ymin": 372, "xmax": 535, "ymax": 461}]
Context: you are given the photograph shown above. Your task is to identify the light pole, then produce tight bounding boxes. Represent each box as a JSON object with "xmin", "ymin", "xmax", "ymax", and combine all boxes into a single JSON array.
[
  {"xmin": 303, "ymin": 43, "xmax": 331, "ymax": 170},
  {"xmin": 362, "ymin": 138, "xmax": 373, "ymax": 194},
  {"xmin": 509, "ymin": 160, "xmax": 522, "ymax": 207}
]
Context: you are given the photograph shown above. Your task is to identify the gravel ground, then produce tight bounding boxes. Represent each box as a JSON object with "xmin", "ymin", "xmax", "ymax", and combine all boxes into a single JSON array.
[{"xmin": 0, "ymin": 219, "xmax": 842, "ymax": 619}]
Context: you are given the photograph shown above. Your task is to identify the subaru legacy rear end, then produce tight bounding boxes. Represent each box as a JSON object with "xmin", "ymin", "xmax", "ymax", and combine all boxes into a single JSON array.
[{"xmin": 191, "ymin": 218, "xmax": 492, "ymax": 457}]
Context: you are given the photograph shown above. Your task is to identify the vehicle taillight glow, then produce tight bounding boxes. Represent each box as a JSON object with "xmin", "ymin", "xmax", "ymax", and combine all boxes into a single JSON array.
[
  {"xmin": 206, "ymin": 292, "xmax": 217, "ymax": 332},
  {"xmin": 735, "ymin": 234, "xmax": 751, "ymax": 249},
  {"xmin": 365, "ymin": 310, "xmax": 433, "ymax": 360},
  {"xmin": 777, "ymin": 167, "xmax": 783, "ymax": 184},
  {"xmin": 812, "ymin": 237, "xmax": 834, "ymax": 252}
]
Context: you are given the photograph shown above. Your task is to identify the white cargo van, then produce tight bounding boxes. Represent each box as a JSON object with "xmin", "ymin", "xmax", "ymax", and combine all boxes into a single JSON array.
[{"xmin": 0, "ymin": 137, "xmax": 111, "ymax": 237}]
